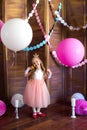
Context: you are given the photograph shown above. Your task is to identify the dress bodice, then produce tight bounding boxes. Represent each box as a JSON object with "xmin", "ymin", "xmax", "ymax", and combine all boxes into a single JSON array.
[{"xmin": 34, "ymin": 69, "xmax": 43, "ymax": 80}]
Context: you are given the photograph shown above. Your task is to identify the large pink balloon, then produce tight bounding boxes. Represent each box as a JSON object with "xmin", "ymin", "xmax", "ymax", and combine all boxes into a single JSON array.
[{"xmin": 56, "ymin": 38, "xmax": 85, "ymax": 67}]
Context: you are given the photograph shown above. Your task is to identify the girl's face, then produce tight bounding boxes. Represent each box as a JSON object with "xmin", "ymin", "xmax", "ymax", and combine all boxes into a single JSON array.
[{"xmin": 32, "ymin": 58, "xmax": 41, "ymax": 69}]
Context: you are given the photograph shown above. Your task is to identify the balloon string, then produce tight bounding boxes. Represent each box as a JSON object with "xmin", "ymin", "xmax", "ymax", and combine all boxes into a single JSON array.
[
  {"xmin": 12, "ymin": 52, "xmax": 17, "ymax": 66},
  {"xmin": 12, "ymin": 52, "xmax": 15, "ymax": 66}
]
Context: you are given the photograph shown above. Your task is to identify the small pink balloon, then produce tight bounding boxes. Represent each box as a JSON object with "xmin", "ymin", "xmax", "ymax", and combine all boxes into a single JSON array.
[
  {"xmin": 56, "ymin": 38, "xmax": 85, "ymax": 67},
  {"xmin": 76, "ymin": 99, "xmax": 87, "ymax": 115},
  {"xmin": 0, "ymin": 20, "xmax": 4, "ymax": 42},
  {"xmin": 0, "ymin": 100, "xmax": 6, "ymax": 116}
]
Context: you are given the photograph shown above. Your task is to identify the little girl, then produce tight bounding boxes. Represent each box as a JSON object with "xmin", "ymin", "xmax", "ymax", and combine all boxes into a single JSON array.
[{"xmin": 23, "ymin": 53, "xmax": 52, "ymax": 119}]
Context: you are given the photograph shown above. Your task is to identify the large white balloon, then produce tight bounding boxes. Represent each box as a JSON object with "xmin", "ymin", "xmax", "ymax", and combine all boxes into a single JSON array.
[{"xmin": 1, "ymin": 18, "xmax": 33, "ymax": 52}]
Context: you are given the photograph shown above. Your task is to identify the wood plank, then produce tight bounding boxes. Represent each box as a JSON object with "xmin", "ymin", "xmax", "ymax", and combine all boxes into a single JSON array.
[{"xmin": 1, "ymin": 103, "xmax": 87, "ymax": 130}]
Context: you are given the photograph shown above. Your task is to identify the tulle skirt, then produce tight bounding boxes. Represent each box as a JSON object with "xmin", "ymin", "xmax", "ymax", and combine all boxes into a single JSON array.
[{"xmin": 23, "ymin": 79, "xmax": 50, "ymax": 108}]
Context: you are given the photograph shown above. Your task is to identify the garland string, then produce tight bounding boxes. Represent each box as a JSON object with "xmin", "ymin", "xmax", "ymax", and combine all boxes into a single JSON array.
[
  {"xmin": 23, "ymin": 2, "xmax": 62, "ymax": 52},
  {"xmin": 25, "ymin": 0, "xmax": 40, "ymax": 22},
  {"xmin": 55, "ymin": 10, "xmax": 87, "ymax": 31},
  {"xmin": 24, "ymin": 1, "xmax": 87, "ymax": 68}
]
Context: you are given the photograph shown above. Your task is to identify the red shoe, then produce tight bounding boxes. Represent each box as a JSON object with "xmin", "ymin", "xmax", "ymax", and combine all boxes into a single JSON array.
[
  {"xmin": 37, "ymin": 112, "xmax": 46, "ymax": 117},
  {"xmin": 32, "ymin": 113, "xmax": 38, "ymax": 119}
]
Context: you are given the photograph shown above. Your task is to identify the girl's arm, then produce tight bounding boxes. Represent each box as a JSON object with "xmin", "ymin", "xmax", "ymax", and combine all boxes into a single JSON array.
[
  {"xmin": 44, "ymin": 69, "xmax": 52, "ymax": 79},
  {"xmin": 24, "ymin": 66, "xmax": 35, "ymax": 77},
  {"xmin": 47, "ymin": 69, "xmax": 52, "ymax": 79}
]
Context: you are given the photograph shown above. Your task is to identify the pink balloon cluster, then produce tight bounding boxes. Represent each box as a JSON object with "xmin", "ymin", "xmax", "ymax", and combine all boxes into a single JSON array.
[
  {"xmin": 0, "ymin": 100, "xmax": 6, "ymax": 116},
  {"xmin": 71, "ymin": 93, "xmax": 87, "ymax": 115},
  {"xmin": 56, "ymin": 38, "xmax": 85, "ymax": 67},
  {"xmin": 76, "ymin": 99, "xmax": 87, "ymax": 115}
]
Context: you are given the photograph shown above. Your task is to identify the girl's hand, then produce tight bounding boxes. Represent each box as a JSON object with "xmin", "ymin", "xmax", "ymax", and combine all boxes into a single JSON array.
[
  {"xmin": 24, "ymin": 67, "xmax": 30, "ymax": 77},
  {"xmin": 24, "ymin": 66, "xmax": 35, "ymax": 77},
  {"xmin": 46, "ymin": 69, "xmax": 52, "ymax": 79}
]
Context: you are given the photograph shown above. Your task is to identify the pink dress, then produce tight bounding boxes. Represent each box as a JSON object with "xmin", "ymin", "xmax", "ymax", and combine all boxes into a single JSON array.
[{"xmin": 23, "ymin": 69, "xmax": 50, "ymax": 108}]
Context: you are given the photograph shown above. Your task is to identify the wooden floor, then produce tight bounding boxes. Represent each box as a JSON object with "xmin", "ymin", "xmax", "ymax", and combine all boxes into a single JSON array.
[{"xmin": 0, "ymin": 102, "xmax": 87, "ymax": 130}]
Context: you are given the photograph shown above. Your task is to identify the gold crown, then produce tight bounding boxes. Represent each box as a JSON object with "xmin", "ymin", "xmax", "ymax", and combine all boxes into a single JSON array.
[{"xmin": 33, "ymin": 53, "xmax": 39, "ymax": 58}]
